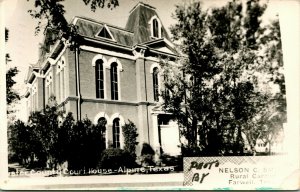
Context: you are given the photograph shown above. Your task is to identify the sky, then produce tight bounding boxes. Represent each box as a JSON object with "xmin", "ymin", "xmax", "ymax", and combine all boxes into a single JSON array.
[{"xmin": 2, "ymin": 0, "xmax": 281, "ymax": 122}]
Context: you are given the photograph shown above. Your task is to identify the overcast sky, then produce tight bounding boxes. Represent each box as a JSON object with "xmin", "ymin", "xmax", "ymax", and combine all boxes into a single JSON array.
[{"xmin": 3, "ymin": 0, "xmax": 280, "ymax": 121}]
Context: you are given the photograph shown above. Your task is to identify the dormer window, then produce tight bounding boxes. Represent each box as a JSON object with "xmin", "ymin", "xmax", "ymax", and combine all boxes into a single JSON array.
[
  {"xmin": 95, "ymin": 24, "xmax": 115, "ymax": 41},
  {"xmin": 149, "ymin": 16, "xmax": 162, "ymax": 38},
  {"xmin": 152, "ymin": 19, "xmax": 159, "ymax": 38}
]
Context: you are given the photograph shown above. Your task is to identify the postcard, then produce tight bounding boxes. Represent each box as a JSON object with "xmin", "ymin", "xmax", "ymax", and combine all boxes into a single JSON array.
[{"xmin": 0, "ymin": 0, "xmax": 299, "ymax": 190}]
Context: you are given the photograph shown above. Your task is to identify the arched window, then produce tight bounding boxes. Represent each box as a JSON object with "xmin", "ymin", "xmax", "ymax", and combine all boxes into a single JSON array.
[
  {"xmin": 163, "ymin": 74, "xmax": 170, "ymax": 99},
  {"xmin": 97, "ymin": 117, "xmax": 107, "ymax": 150},
  {"xmin": 95, "ymin": 59, "xmax": 104, "ymax": 99},
  {"xmin": 153, "ymin": 67, "xmax": 159, "ymax": 102},
  {"xmin": 97, "ymin": 117, "xmax": 107, "ymax": 126},
  {"xmin": 112, "ymin": 118, "xmax": 120, "ymax": 148},
  {"xmin": 111, "ymin": 62, "xmax": 119, "ymax": 100},
  {"xmin": 152, "ymin": 19, "xmax": 159, "ymax": 38}
]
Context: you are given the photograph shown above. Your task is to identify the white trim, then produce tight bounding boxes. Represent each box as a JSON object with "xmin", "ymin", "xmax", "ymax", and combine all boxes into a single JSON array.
[
  {"xmin": 53, "ymin": 56, "xmax": 66, "ymax": 103},
  {"xmin": 48, "ymin": 58, "xmax": 56, "ymax": 65},
  {"xmin": 143, "ymin": 38, "xmax": 175, "ymax": 50},
  {"xmin": 56, "ymin": 60, "xmax": 61, "ymax": 74},
  {"xmin": 52, "ymin": 46, "xmax": 67, "ymax": 65},
  {"xmin": 109, "ymin": 113, "xmax": 125, "ymax": 125},
  {"xmin": 42, "ymin": 45, "xmax": 67, "ymax": 73},
  {"xmin": 148, "ymin": 15, "xmax": 162, "ymax": 38},
  {"xmin": 107, "ymin": 57, "xmax": 123, "ymax": 71},
  {"xmin": 150, "ymin": 63, "xmax": 161, "ymax": 74},
  {"xmin": 152, "ymin": 114, "xmax": 161, "ymax": 159},
  {"xmin": 45, "ymin": 69, "xmax": 54, "ymax": 103},
  {"xmin": 92, "ymin": 54, "xmax": 108, "ymax": 68},
  {"xmin": 110, "ymin": 113, "xmax": 125, "ymax": 149},
  {"xmin": 72, "ymin": 16, "xmax": 79, "ymax": 25},
  {"xmin": 80, "ymin": 45, "xmax": 135, "ymax": 60},
  {"xmin": 31, "ymin": 80, "xmax": 38, "ymax": 111},
  {"xmin": 93, "ymin": 112, "xmax": 110, "ymax": 149},
  {"xmin": 93, "ymin": 112, "xmax": 110, "ymax": 125},
  {"xmin": 32, "ymin": 71, "xmax": 42, "ymax": 78},
  {"xmin": 150, "ymin": 63, "xmax": 164, "ymax": 102},
  {"xmin": 129, "ymin": 2, "xmax": 156, "ymax": 14},
  {"xmin": 145, "ymin": 56, "xmax": 160, "ymax": 62},
  {"xmin": 163, "ymin": 38, "xmax": 175, "ymax": 49}
]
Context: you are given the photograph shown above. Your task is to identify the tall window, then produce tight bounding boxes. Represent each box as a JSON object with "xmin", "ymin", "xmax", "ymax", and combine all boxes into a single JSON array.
[
  {"xmin": 32, "ymin": 83, "xmax": 37, "ymax": 111},
  {"xmin": 111, "ymin": 62, "xmax": 118, "ymax": 100},
  {"xmin": 98, "ymin": 117, "xmax": 107, "ymax": 150},
  {"xmin": 153, "ymin": 67, "xmax": 159, "ymax": 101},
  {"xmin": 95, "ymin": 59, "xmax": 104, "ymax": 99},
  {"xmin": 164, "ymin": 74, "xmax": 170, "ymax": 99},
  {"xmin": 56, "ymin": 58, "xmax": 65, "ymax": 103},
  {"xmin": 60, "ymin": 59, "xmax": 65, "ymax": 101},
  {"xmin": 112, "ymin": 118, "xmax": 120, "ymax": 148},
  {"xmin": 152, "ymin": 19, "xmax": 159, "ymax": 38},
  {"xmin": 45, "ymin": 72, "xmax": 53, "ymax": 103}
]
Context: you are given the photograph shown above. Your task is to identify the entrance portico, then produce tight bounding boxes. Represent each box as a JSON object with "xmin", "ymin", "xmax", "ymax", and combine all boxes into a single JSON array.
[{"xmin": 151, "ymin": 108, "xmax": 181, "ymax": 157}]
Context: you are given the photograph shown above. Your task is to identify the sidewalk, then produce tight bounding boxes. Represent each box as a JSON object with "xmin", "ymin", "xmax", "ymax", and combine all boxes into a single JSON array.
[{"xmin": 2, "ymin": 173, "xmax": 185, "ymax": 190}]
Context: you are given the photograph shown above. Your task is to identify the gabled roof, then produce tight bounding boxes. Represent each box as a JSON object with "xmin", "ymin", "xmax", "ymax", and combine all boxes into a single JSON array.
[
  {"xmin": 96, "ymin": 25, "xmax": 115, "ymax": 40},
  {"xmin": 74, "ymin": 17, "xmax": 134, "ymax": 47},
  {"xmin": 24, "ymin": 65, "xmax": 40, "ymax": 84},
  {"xmin": 125, "ymin": 2, "xmax": 171, "ymax": 45},
  {"xmin": 140, "ymin": 38, "xmax": 177, "ymax": 55}
]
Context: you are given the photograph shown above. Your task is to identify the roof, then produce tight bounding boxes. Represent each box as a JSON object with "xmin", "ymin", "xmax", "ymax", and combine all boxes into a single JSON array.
[
  {"xmin": 24, "ymin": 65, "xmax": 40, "ymax": 84},
  {"xmin": 74, "ymin": 2, "xmax": 171, "ymax": 47},
  {"xmin": 74, "ymin": 17, "xmax": 135, "ymax": 47},
  {"xmin": 125, "ymin": 2, "xmax": 171, "ymax": 45}
]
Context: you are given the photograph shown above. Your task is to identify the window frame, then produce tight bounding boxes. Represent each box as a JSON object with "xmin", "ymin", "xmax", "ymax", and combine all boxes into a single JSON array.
[
  {"xmin": 148, "ymin": 16, "xmax": 162, "ymax": 38},
  {"xmin": 107, "ymin": 57, "xmax": 123, "ymax": 101},
  {"xmin": 95, "ymin": 59, "xmax": 105, "ymax": 99},
  {"xmin": 152, "ymin": 19, "xmax": 159, "ymax": 38},
  {"xmin": 112, "ymin": 118, "xmax": 121, "ymax": 148},
  {"xmin": 153, "ymin": 67, "xmax": 159, "ymax": 102},
  {"xmin": 110, "ymin": 62, "xmax": 119, "ymax": 100}
]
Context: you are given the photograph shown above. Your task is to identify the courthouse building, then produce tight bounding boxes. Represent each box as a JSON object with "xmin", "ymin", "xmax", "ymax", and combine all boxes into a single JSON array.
[{"xmin": 24, "ymin": 2, "xmax": 181, "ymax": 156}]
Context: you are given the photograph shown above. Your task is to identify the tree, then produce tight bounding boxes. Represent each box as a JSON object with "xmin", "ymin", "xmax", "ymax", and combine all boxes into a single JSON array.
[
  {"xmin": 8, "ymin": 120, "xmax": 34, "ymax": 165},
  {"xmin": 5, "ymin": 28, "xmax": 20, "ymax": 110},
  {"xmin": 27, "ymin": 96, "xmax": 63, "ymax": 168},
  {"xmin": 161, "ymin": 0, "xmax": 284, "ymax": 156},
  {"xmin": 67, "ymin": 117, "xmax": 106, "ymax": 170},
  {"xmin": 122, "ymin": 120, "xmax": 139, "ymax": 159},
  {"xmin": 27, "ymin": 0, "xmax": 119, "ymax": 39},
  {"xmin": 9, "ymin": 98, "xmax": 107, "ymax": 170}
]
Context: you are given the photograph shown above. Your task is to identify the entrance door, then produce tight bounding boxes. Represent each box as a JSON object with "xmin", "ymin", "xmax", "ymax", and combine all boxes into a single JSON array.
[{"xmin": 158, "ymin": 115, "xmax": 181, "ymax": 156}]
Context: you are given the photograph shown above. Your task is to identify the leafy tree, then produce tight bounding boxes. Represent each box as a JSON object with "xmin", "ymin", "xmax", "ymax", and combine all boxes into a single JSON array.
[
  {"xmin": 140, "ymin": 143, "xmax": 155, "ymax": 166},
  {"xmin": 10, "ymin": 100, "xmax": 107, "ymax": 170},
  {"xmin": 28, "ymin": 96, "xmax": 63, "ymax": 168},
  {"xmin": 67, "ymin": 116, "xmax": 106, "ymax": 170},
  {"xmin": 5, "ymin": 28, "xmax": 20, "ymax": 109},
  {"xmin": 122, "ymin": 120, "xmax": 139, "ymax": 159},
  {"xmin": 8, "ymin": 120, "xmax": 34, "ymax": 165},
  {"xmin": 56, "ymin": 112, "xmax": 75, "ymax": 164},
  {"xmin": 162, "ymin": 0, "xmax": 284, "ymax": 156},
  {"xmin": 99, "ymin": 148, "xmax": 137, "ymax": 170},
  {"xmin": 27, "ymin": 0, "xmax": 119, "ymax": 39}
]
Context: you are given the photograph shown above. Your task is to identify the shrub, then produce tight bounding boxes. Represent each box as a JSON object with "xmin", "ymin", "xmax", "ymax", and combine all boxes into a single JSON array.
[
  {"xmin": 140, "ymin": 143, "xmax": 156, "ymax": 166},
  {"xmin": 160, "ymin": 154, "xmax": 183, "ymax": 171},
  {"xmin": 122, "ymin": 120, "xmax": 138, "ymax": 159},
  {"xmin": 68, "ymin": 117, "xmax": 106, "ymax": 170},
  {"xmin": 99, "ymin": 148, "xmax": 137, "ymax": 170}
]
